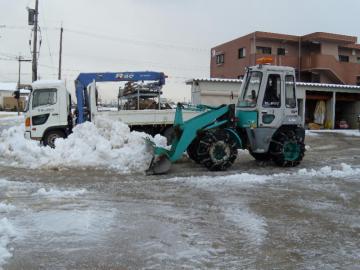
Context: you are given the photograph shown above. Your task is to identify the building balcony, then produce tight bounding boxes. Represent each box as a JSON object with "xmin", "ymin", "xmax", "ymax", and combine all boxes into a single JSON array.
[{"xmin": 301, "ymin": 54, "xmax": 360, "ymax": 85}]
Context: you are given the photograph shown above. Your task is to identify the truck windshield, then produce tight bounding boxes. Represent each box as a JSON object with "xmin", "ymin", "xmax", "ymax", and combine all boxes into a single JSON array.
[
  {"xmin": 238, "ymin": 71, "xmax": 262, "ymax": 108},
  {"xmin": 32, "ymin": 89, "xmax": 57, "ymax": 109}
]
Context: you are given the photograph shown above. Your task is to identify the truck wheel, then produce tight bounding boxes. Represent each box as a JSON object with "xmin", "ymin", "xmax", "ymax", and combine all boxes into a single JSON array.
[
  {"xmin": 187, "ymin": 137, "xmax": 201, "ymax": 164},
  {"xmin": 43, "ymin": 130, "xmax": 66, "ymax": 148},
  {"xmin": 250, "ymin": 151, "xmax": 271, "ymax": 161},
  {"xmin": 197, "ymin": 129, "xmax": 238, "ymax": 171},
  {"xmin": 270, "ymin": 129, "xmax": 305, "ymax": 167}
]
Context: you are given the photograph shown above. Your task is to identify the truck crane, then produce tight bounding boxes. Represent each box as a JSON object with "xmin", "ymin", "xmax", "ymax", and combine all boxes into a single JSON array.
[{"xmin": 24, "ymin": 71, "xmax": 199, "ymax": 148}]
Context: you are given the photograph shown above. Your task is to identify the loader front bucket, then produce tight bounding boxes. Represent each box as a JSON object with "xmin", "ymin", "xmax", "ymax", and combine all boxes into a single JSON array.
[{"xmin": 146, "ymin": 139, "xmax": 173, "ymax": 175}]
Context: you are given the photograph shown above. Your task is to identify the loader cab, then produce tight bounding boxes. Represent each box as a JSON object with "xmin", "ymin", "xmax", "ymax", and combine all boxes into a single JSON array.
[
  {"xmin": 24, "ymin": 80, "xmax": 72, "ymax": 147},
  {"xmin": 237, "ymin": 64, "xmax": 301, "ymax": 129}
]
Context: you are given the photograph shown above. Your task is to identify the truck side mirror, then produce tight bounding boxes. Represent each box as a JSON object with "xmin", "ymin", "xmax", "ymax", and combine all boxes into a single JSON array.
[{"xmin": 13, "ymin": 90, "xmax": 20, "ymax": 99}]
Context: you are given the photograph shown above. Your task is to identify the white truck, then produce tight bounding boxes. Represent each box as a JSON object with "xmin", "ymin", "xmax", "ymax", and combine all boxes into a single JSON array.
[{"xmin": 24, "ymin": 72, "xmax": 199, "ymax": 148}]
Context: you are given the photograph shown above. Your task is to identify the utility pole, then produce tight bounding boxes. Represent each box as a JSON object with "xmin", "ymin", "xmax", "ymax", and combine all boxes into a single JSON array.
[
  {"xmin": 18, "ymin": 55, "xmax": 32, "ymax": 87},
  {"xmin": 17, "ymin": 55, "xmax": 31, "ymax": 115},
  {"xmin": 58, "ymin": 25, "xmax": 63, "ymax": 80},
  {"xmin": 32, "ymin": 0, "xmax": 39, "ymax": 82}
]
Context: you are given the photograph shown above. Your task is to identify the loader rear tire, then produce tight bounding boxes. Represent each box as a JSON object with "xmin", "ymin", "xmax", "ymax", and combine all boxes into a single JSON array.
[
  {"xmin": 197, "ymin": 129, "xmax": 238, "ymax": 171},
  {"xmin": 269, "ymin": 128, "xmax": 305, "ymax": 167}
]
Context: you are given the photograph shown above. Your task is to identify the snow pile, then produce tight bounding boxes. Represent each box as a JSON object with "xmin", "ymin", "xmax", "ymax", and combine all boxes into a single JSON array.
[
  {"xmin": 0, "ymin": 119, "xmax": 166, "ymax": 173},
  {"xmin": 0, "ymin": 218, "xmax": 17, "ymax": 266},
  {"xmin": 34, "ymin": 188, "xmax": 87, "ymax": 198},
  {"xmin": 0, "ymin": 203, "xmax": 16, "ymax": 213}
]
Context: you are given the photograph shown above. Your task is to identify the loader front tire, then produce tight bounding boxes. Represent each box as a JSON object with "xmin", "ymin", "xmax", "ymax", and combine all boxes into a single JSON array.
[
  {"xmin": 197, "ymin": 129, "xmax": 238, "ymax": 171},
  {"xmin": 187, "ymin": 138, "xmax": 201, "ymax": 164}
]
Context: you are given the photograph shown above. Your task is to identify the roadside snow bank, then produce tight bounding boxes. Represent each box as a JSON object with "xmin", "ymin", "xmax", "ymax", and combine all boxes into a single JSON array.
[
  {"xmin": 297, "ymin": 163, "xmax": 360, "ymax": 178},
  {"xmin": 306, "ymin": 129, "xmax": 360, "ymax": 137},
  {"xmin": 0, "ymin": 218, "xmax": 17, "ymax": 267},
  {"xmin": 0, "ymin": 119, "xmax": 165, "ymax": 173},
  {"xmin": 169, "ymin": 163, "xmax": 360, "ymax": 188}
]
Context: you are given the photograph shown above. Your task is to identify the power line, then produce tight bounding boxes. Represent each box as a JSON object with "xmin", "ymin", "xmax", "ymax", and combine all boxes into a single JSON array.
[{"xmin": 64, "ymin": 28, "xmax": 209, "ymax": 54}]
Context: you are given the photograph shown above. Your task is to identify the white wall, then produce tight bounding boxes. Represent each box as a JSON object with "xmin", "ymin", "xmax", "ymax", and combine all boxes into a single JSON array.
[{"xmin": 190, "ymin": 81, "xmax": 241, "ymax": 106}]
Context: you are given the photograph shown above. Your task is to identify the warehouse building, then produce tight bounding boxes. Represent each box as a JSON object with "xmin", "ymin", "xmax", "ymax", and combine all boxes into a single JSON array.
[{"xmin": 187, "ymin": 79, "xmax": 360, "ymax": 129}]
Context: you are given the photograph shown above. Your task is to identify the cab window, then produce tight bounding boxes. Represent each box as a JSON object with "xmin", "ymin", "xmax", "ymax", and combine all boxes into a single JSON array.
[
  {"xmin": 263, "ymin": 74, "xmax": 281, "ymax": 108},
  {"xmin": 238, "ymin": 71, "xmax": 262, "ymax": 108},
  {"xmin": 285, "ymin": 75, "xmax": 296, "ymax": 108},
  {"xmin": 32, "ymin": 89, "xmax": 57, "ymax": 109}
]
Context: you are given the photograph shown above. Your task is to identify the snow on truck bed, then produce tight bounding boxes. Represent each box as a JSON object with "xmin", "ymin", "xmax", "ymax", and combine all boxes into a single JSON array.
[{"xmin": 0, "ymin": 118, "xmax": 166, "ymax": 173}]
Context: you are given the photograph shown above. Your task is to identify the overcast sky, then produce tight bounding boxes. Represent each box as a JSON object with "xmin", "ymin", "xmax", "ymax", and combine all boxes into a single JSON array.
[{"xmin": 1, "ymin": 0, "xmax": 360, "ymax": 102}]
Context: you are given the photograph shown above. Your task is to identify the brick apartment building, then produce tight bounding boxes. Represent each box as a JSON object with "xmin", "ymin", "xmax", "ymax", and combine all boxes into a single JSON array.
[{"xmin": 210, "ymin": 31, "xmax": 360, "ymax": 85}]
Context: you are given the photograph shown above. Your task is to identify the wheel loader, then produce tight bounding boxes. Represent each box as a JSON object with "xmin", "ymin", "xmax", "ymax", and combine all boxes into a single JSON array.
[{"xmin": 147, "ymin": 62, "xmax": 306, "ymax": 174}]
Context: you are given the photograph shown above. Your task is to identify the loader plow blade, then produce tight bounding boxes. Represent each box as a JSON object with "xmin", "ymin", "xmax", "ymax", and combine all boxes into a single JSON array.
[
  {"xmin": 146, "ymin": 155, "xmax": 172, "ymax": 175},
  {"xmin": 145, "ymin": 138, "xmax": 172, "ymax": 175}
]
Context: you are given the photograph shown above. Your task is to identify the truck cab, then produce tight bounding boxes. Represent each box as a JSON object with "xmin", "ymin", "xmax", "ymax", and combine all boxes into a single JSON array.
[{"xmin": 24, "ymin": 80, "xmax": 72, "ymax": 147}]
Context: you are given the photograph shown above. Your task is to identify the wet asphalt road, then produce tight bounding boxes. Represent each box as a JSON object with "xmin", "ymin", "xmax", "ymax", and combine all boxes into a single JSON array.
[{"xmin": 0, "ymin": 119, "xmax": 359, "ymax": 269}]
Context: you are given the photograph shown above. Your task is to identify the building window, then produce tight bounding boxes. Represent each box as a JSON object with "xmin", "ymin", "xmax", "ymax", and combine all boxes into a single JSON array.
[
  {"xmin": 357, "ymin": 57, "xmax": 360, "ymax": 64},
  {"xmin": 256, "ymin": 46, "xmax": 272, "ymax": 55},
  {"xmin": 238, "ymin": 48, "xmax": 246, "ymax": 59},
  {"xmin": 357, "ymin": 76, "xmax": 360, "ymax": 86},
  {"xmin": 277, "ymin": 48, "xmax": 286, "ymax": 56},
  {"xmin": 216, "ymin": 54, "xmax": 224, "ymax": 65},
  {"xmin": 339, "ymin": 55, "xmax": 349, "ymax": 62}
]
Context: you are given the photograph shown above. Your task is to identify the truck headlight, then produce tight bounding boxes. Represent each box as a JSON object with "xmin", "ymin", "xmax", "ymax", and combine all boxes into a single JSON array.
[{"xmin": 25, "ymin": 117, "xmax": 31, "ymax": 127}]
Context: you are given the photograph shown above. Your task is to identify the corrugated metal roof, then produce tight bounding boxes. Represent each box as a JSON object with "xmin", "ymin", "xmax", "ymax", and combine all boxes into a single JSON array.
[
  {"xmin": 186, "ymin": 78, "xmax": 242, "ymax": 84},
  {"xmin": 296, "ymin": 82, "xmax": 360, "ymax": 89},
  {"xmin": 186, "ymin": 78, "xmax": 360, "ymax": 90},
  {"xmin": 0, "ymin": 83, "xmax": 31, "ymax": 93}
]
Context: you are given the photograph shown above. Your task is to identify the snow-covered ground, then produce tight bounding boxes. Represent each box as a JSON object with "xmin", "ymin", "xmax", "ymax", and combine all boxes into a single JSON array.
[
  {"xmin": 1, "ymin": 161, "xmax": 359, "ymax": 269},
  {"xmin": 0, "ymin": 117, "xmax": 359, "ymax": 269}
]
